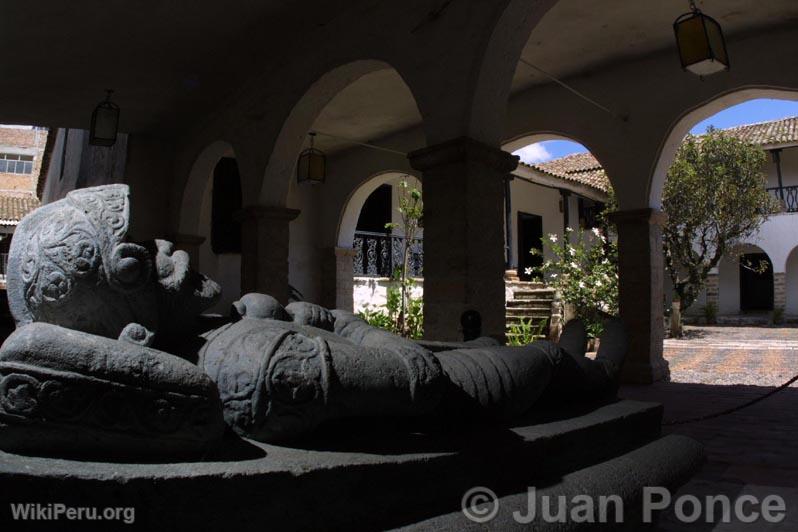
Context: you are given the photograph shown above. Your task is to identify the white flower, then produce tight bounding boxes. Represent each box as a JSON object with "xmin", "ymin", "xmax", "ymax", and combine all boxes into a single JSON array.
[
  {"xmin": 549, "ymin": 234, "xmax": 558, "ymax": 243},
  {"xmin": 566, "ymin": 226, "xmax": 573, "ymax": 232},
  {"xmin": 578, "ymin": 281, "xmax": 585, "ymax": 289},
  {"xmin": 568, "ymin": 247, "xmax": 576, "ymax": 256},
  {"xmin": 570, "ymin": 261, "xmax": 578, "ymax": 269},
  {"xmin": 551, "ymin": 273, "xmax": 558, "ymax": 279},
  {"xmin": 595, "ymin": 279, "xmax": 602, "ymax": 287},
  {"xmin": 592, "ymin": 227, "xmax": 602, "ymax": 238},
  {"xmin": 524, "ymin": 267, "xmax": 533, "ymax": 275}
]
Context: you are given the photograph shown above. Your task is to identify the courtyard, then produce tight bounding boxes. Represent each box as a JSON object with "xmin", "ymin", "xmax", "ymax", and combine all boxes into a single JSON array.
[{"xmin": 623, "ymin": 325, "xmax": 798, "ymax": 531}]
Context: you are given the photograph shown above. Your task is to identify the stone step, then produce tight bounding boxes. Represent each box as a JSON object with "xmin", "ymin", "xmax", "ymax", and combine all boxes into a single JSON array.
[
  {"xmin": 506, "ymin": 299, "xmax": 553, "ymax": 308},
  {"xmin": 512, "ymin": 289, "xmax": 556, "ymax": 300},
  {"xmin": 0, "ymin": 401, "xmax": 684, "ymax": 532},
  {"xmin": 506, "ymin": 311, "xmax": 551, "ymax": 319}
]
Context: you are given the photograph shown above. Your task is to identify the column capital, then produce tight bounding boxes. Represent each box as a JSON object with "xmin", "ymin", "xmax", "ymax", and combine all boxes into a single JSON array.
[
  {"xmin": 408, "ymin": 136, "xmax": 519, "ymax": 174},
  {"xmin": 234, "ymin": 205, "xmax": 301, "ymax": 223},
  {"xmin": 608, "ymin": 208, "xmax": 667, "ymax": 226}
]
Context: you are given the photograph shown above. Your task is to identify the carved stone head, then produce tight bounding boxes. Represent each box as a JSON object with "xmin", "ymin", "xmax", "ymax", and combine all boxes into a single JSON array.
[{"xmin": 6, "ymin": 184, "xmax": 220, "ymax": 339}]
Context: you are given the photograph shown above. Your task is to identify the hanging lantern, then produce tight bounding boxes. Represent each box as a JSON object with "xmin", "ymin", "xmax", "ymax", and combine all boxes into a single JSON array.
[
  {"xmin": 89, "ymin": 89, "xmax": 120, "ymax": 147},
  {"xmin": 297, "ymin": 132, "xmax": 326, "ymax": 184},
  {"xmin": 673, "ymin": 1, "xmax": 729, "ymax": 76}
]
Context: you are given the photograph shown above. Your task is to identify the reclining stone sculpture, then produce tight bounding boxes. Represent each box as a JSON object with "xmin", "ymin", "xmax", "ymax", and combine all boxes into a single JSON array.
[{"xmin": 0, "ymin": 184, "xmax": 628, "ymax": 458}]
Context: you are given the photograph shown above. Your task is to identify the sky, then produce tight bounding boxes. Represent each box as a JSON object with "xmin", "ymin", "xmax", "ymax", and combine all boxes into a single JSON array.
[{"xmin": 513, "ymin": 98, "xmax": 798, "ymax": 165}]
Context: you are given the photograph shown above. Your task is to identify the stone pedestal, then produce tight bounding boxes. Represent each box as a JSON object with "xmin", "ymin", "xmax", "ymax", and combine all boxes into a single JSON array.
[
  {"xmin": 409, "ymin": 138, "xmax": 518, "ymax": 341},
  {"xmin": 321, "ymin": 246, "xmax": 357, "ymax": 311},
  {"xmin": 609, "ymin": 208, "xmax": 670, "ymax": 384},
  {"xmin": 169, "ymin": 233, "xmax": 206, "ymax": 269},
  {"xmin": 235, "ymin": 206, "xmax": 300, "ymax": 304},
  {"xmin": 0, "ymin": 400, "xmax": 704, "ymax": 531}
]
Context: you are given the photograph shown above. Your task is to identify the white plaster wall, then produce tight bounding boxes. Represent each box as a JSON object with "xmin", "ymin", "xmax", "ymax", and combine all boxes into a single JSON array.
[
  {"xmin": 287, "ymin": 177, "xmax": 321, "ymax": 303},
  {"xmin": 353, "ymin": 277, "xmax": 424, "ymax": 314},
  {"xmin": 508, "ymin": 179, "xmax": 564, "ymax": 269}
]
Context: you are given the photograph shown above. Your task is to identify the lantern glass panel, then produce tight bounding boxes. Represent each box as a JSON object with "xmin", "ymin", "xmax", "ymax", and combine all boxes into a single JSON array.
[
  {"xmin": 675, "ymin": 12, "xmax": 729, "ymax": 76},
  {"xmin": 704, "ymin": 16, "xmax": 728, "ymax": 65},
  {"xmin": 90, "ymin": 104, "xmax": 119, "ymax": 146},
  {"xmin": 297, "ymin": 149, "xmax": 325, "ymax": 184}
]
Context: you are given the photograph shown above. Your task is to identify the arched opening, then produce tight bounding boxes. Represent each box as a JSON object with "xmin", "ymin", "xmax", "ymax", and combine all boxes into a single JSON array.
[
  {"xmin": 179, "ymin": 141, "xmax": 242, "ymax": 314},
  {"xmin": 651, "ymin": 90, "xmax": 798, "ymax": 208},
  {"xmin": 257, "ymin": 61, "xmax": 425, "ymax": 306},
  {"xmin": 504, "ymin": 135, "xmax": 609, "ymax": 278},
  {"xmin": 651, "ymin": 95, "xmax": 798, "ymax": 322},
  {"xmin": 718, "ymin": 244, "xmax": 774, "ymax": 316},
  {"xmin": 337, "ymin": 172, "xmax": 423, "ymax": 315}
]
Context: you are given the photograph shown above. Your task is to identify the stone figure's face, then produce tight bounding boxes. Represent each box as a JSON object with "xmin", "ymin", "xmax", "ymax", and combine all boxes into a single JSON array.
[{"xmin": 7, "ymin": 184, "xmax": 220, "ymax": 339}]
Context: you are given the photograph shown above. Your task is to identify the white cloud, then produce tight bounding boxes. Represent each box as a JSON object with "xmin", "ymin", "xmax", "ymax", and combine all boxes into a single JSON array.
[{"xmin": 512, "ymin": 143, "xmax": 553, "ymax": 164}]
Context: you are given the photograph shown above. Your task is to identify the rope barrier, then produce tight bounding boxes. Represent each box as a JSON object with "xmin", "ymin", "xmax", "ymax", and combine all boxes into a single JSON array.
[{"xmin": 662, "ymin": 372, "xmax": 798, "ymax": 426}]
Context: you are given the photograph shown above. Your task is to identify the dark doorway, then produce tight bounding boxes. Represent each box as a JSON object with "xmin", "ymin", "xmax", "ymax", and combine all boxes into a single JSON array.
[
  {"xmin": 739, "ymin": 253, "xmax": 774, "ymax": 311},
  {"xmin": 517, "ymin": 212, "xmax": 543, "ymax": 281},
  {"xmin": 211, "ymin": 157, "xmax": 242, "ymax": 254},
  {"xmin": 357, "ymin": 185, "xmax": 392, "ymax": 233}
]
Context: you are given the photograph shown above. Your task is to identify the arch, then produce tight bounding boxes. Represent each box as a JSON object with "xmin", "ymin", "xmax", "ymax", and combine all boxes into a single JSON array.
[
  {"xmin": 257, "ymin": 60, "xmax": 426, "ymax": 207},
  {"xmin": 336, "ymin": 170, "xmax": 421, "ymax": 248},
  {"xmin": 178, "ymin": 140, "xmax": 235, "ymax": 235},
  {"xmin": 466, "ymin": 0, "xmax": 560, "ymax": 145},
  {"xmin": 718, "ymin": 243, "xmax": 774, "ymax": 315},
  {"xmin": 501, "ymin": 131, "xmax": 598, "ymax": 159},
  {"xmin": 650, "ymin": 88, "xmax": 798, "ymax": 208}
]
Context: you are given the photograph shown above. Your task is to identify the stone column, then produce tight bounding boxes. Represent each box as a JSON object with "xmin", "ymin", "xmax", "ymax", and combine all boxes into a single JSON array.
[
  {"xmin": 705, "ymin": 272, "xmax": 719, "ymax": 308},
  {"xmin": 321, "ymin": 246, "xmax": 357, "ymax": 311},
  {"xmin": 409, "ymin": 137, "xmax": 518, "ymax": 341},
  {"xmin": 609, "ymin": 208, "xmax": 670, "ymax": 384},
  {"xmin": 169, "ymin": 233, "xmax": 205, "ymax": 270},
  {"xmin": 235, "ymin": 206, "xmax": 300, "ymax": 304},
  {"xmin": 774, "ymin": 272, "xmax": 786, "ymax": 311}
]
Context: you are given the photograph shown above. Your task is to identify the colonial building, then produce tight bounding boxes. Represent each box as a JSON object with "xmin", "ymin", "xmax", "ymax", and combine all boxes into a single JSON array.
[
  {"xmin": 0, "ymin": 126, "xmax": 48, "ymax": 286},
  {"xmin": 3, "ymin": 1, "xmax": 798, "ymax": 384}
]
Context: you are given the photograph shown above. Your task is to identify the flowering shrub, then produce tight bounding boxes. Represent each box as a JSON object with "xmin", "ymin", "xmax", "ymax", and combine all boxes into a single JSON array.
[
  {"xmin": 357, "ymin": 284, "xmax": 424, "ymax": 339},
  {"xmin": 533, "ymin": 227, "xmax": 618, "ymax": 337}
]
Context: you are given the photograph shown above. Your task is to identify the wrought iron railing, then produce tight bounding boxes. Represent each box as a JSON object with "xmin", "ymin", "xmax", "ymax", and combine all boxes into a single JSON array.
[
  {"xmin": 767, "ymin": 185, "xmax": 798, "ymax": 213},
  {"xmin": 352, "ymin": 231, "xmax": 423, "ymax": 277}
]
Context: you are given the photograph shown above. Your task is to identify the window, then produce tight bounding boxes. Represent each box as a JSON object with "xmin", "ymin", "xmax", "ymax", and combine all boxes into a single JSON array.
[{"xmin": 0, "ymin": 154, "xmax": 34, "ymax": 174}]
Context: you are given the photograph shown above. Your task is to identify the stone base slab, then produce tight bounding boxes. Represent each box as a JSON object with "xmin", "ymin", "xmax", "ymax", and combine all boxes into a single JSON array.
[{"xmin": 0, "ymin": 400, "xmax": 702, "ymax": 531}]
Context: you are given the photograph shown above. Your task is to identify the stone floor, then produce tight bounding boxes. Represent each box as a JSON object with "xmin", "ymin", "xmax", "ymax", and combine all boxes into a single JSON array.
[{"xmin": 621, "ymin": 325, "xmax": 798, "ymax": 531}]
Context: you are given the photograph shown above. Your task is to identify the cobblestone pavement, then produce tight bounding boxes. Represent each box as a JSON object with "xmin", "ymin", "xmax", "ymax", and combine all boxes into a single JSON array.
[
  {"xmin": 664, "ymin": 325, "xmax": 798, "ymax": 387},
  {"xmin": 620, "ymin": 326, "xmax": 798, "ymax": 531}
]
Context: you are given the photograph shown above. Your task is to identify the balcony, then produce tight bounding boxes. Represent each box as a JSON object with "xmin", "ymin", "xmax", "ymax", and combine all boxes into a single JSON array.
[
  {"xmin": 352, "ymin": 231, "xmax": 423, "ymax": 278},
  {"xmin": 767, "ymin": 185, "xmax": 798, "ymax": 213}
]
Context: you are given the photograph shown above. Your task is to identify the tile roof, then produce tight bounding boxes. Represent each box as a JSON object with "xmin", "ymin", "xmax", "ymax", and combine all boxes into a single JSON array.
[
  {"xmin": 720, "ymin": 116, "xmax": 798, "ymax": 147},
  {"xmin": 0, "ymin": 193, "xmax": 40, "ymax": 226},
  {"xmin": 521, "ymin": 152, "xmax": 610, "ymax": 193},
  {"xmin": 517, "ymin": 116, "xmax": 798, "ymax": 194}
]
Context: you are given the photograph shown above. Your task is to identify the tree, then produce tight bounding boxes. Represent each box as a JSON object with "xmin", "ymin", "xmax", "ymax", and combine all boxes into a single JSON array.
[
  {"xmin": 385, "ymin": 179, "xmax": 423, "ymax": 338},
  {"xmin": 663, "ymin": 128, "xmax": 778, "ymax": 313}
]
